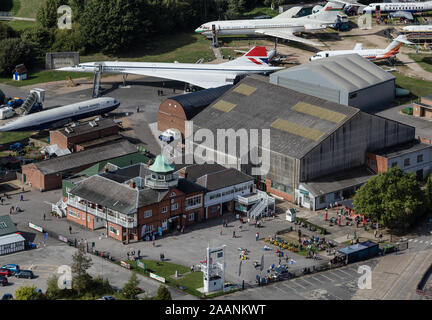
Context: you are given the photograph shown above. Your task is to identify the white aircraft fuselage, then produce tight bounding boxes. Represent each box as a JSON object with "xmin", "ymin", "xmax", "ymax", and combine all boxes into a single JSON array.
[
  {"xmin": 363, "ymin": 1, "xmax": 432, "ymax": 13},
  {"xmin": 0, "ymin": 97, "xmax": 120, "ymax": 132},
  {"xmin": 57, "ymin": 47, "xmax": 283, "ymax": 89}
]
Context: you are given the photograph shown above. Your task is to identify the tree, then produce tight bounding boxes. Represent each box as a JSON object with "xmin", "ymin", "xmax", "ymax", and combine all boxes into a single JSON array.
[
  {"xmin": 425, "ymin": 174, "xmax": 432, "ymax": 208},
  {"xmin": 14, "ymin": 286, "xmax": 40, "ymax": 300},
  {"xmin": 153, "ymin": 285, "xmax": 172, "ymax": 300},
  {"xmin": 0, "ymin": 22, "xmax": 18, "ymax": 40},
  {"xmin": 37, "ymin": 0, "xmax": 69, "ymax": 29},
  {"xmin": 46, "ymin": 275, "xmax": 61, "ymax": 299},
  {"xmin": 0, "ymin": 38, "xmax": 35, "ymax": 76},
  {"xmin": 122, "ymin": 273, "xmax": 141, "ymax": 300},
  {"xmin": 21, "ymin": 26, "xmax": 54, "ymax": 57},
  {"xmin": 353, "ymin": 167, "xmax": 426, "ymax": 230},
  {"xmin": 71, "ymin": 245, "xmax": 93, "ymax": 296},
  {"xmin": 80, "ymin": 0, "xmax": 151, "ymax": 54},
  {"xmin": 225, "ymin": 0, "xmax": 246, "ymax": 19}
]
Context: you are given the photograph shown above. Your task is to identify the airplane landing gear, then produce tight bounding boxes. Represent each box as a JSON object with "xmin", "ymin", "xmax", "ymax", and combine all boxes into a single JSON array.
[{"xmin": 120, "ymin": 74, "xmax": 130, "ymax": 88}]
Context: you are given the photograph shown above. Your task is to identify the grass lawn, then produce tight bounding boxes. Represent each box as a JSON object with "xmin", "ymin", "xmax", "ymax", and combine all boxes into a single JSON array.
[
  {"xmin": 392, "ymin": 72, "xmax": 432, "ymax": 101},
  {"xmin": 0, "ymin": 70, "xmax": 93, "ymax": 87},
  {"xmin": 118, "ymin": 259, "xmax": 204, "ymax": 297},
  {"xmin": 14, "ymin": 0, "xmax": 44, "ymax": 18},
  {"xmin": 0, "ymin": 131, "xmax": 34, "ymax": 144},
  {"xmin": 81, "ymin": 33, "xmax": 215, "ymax": 63},
  {"xmin": 5, "ymin": 19, "xmax": 35, "ymax": 31},
  {"xmin": 408, "ymin": 53, "xmax": 432, "ymax": 73}
]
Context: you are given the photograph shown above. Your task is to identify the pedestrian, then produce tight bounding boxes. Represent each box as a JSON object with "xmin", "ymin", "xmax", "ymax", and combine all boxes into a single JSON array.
[
  {"xmin": 256, "ymin": 232, "xmax": 259, "ymax": 241},
  {"xmin": 157, "ymin": 89, "xmax": 160, "ymax": 96},
  {"xmin": 220, "ymin": 228, "xmax": 223, "ymax": 236},
  {"xmin": 43, "ymin": 213, "xmax": 46, "ymax": 221},
  {"xmin": 69, "ymin": 226, "xmax": 72, "ymax": 234},
  {"xmin": 233, "ymin": 231, "xmax": 236, "ymax": 238},
  {"xmin": 374, "ymin": 230, "xmax": 377, "ymax": 238},
  {"xmin": 173, "ymin": 88, "xmax": 176, "ymax": 93},
  {"xmin": 152, "ymin": 240, "xmax": 155, "ymax": 247},
  {"xmin": 20, "ymin": 194, "xmax": 23, "ymax": 201},
  {"xmin": 190, "ymin": 265, "xmax": 194, "ymax": 272},
  {"xmin": 137, "ymin": 250, "xmax": 141, "ymax": 258},
  {"xmin": 136, "ymin": 106, "xmax": 140, "ymax": 113},
  {"xmin": 161, "ymin": 90, "xmax": 164, "ymax": 96},
  {"xmin": 238, "ymin": 224, "xmax": 242, "ymax": 232},
  {"xmin": 254, "ymin": 220, "xmax": 257, "ymax": 228}
]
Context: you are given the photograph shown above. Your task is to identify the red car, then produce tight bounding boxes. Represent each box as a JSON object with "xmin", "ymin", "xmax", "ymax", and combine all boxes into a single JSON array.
[{"xmin": 0, "ymin": 269, "xmax": 11, "ymax": 277}]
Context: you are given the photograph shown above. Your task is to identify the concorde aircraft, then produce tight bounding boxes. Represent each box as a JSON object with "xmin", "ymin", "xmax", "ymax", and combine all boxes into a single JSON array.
[
  {"xmin": 309, "ymin": 35, "xmax": 413, "ymax": 62},
  {"xmin": 194, "ymin": 2, "xmax": 345, "ymax": 47},
  {"xmin": 362, "ymin": 1, "xmax": 432, "ymax": 20},
  {"xmin": 0, "ymin": 97, "xmax": 120, "ymax": 132},
  {"xmin": 56, "ymin": 47, "xmax": 283, "ymax": 90},
  {"xmin": 403, "ymin": 24, "xmax": 432, "ymax": 33}
]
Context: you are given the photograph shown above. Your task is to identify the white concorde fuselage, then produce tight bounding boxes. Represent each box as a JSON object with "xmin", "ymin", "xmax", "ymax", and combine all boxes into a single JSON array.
[
  {"xmin": 363, "ymin": 1, "xmax": 432, "ymax": 13},
  {"xmin": 0, "ymin": 97, "xmax": 120, "ymax": 132}
]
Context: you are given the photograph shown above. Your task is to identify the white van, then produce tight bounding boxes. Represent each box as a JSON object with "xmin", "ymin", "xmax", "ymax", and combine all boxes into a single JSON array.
[{"xmin": 0, "ymin": 107, "xmax": 16, "ymax": 120}]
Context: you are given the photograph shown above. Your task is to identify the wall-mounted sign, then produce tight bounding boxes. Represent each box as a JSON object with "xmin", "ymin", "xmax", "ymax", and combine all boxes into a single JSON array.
[{"xmin": 28, "ymin": 222, "xmax": 43, "ymax": 233}]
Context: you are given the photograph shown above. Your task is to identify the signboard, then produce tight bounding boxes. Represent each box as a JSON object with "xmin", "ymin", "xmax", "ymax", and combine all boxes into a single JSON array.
[
  {"xmin": 150, "ymin": 272, "xmax": 165, "ymax": 283},
  {"xmin": 137, "ymin": 260, "xmax": 146, "ymax": 270},
  {"xmin": 28, "ymin": 222, "xmax": 43, "ymax": 233},
  {"xmin": 120, "ymin": 261, "xmax": 131, "ymax": 270},
  {"xmin": 58, "ymin": 235, "xmax": 68, "ymax": 243},
  {"xmin": 299, "ymin": 189, "xmax": 309, "ymax": 196}
]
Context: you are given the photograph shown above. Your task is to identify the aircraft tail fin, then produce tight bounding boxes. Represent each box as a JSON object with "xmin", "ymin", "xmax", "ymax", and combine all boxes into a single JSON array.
[
  {"xmin": 308, "ymin": 2, "xmax": 345, "ymax": 21},
  {"xmin": 384, "ymin": 35, "xmax": 412, "ymax": 55},
  {"xmin": 222, "ymin": 46, "xmax": 272, "ymax": 66}
]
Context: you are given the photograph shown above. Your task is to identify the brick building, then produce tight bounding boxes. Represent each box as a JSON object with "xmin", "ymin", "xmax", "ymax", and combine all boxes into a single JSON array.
[
  {"xmin": 66, "ymin": 155, "xmax": 205, "ymax": 242},
  {"xmin": 21, "ymin": 140, "xmax": 138, "ymax": 191},
  {"xmin": 413, "ymin": 95, "xmax": 432, "ymax": 119},
  {"xmin": 158, "ymin": 85, "xmax": 232, "ymax": 139},
  {"xmin": 49, "ymin": 118, "xmax": 120, "ymax": 152}
]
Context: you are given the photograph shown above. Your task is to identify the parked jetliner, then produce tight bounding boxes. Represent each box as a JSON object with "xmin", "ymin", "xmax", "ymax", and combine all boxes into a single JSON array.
[
  {"xmin": 195, "ymin": 2, "xmax": 345, "ymax": 47},
  {"xmin": 309, "ymin": 35, "xmax": 412, "ymax": 61},
  {"xmin": 56, "ymin": 47, "xmax": 282, "ymax": 90},
  {"xmin": 403, "ymin": 25, "xmax": 432, "ymax": 33},
  {"xmin": 0, "ymin": 97, "xmax": 119, "ymax": 132},
  {"xmin": 363, "ymin": 1, "xmax": 432, "ymax": 20}
]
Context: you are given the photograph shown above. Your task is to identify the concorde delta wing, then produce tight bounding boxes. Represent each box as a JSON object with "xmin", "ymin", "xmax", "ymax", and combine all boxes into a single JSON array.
[
  {"xmin": 129, "ymin": 69, "xmax": 237, "ymax": 89},
  {"xmin": 255, "ymin": 29, "xmax": 324, "ymax": 47}
]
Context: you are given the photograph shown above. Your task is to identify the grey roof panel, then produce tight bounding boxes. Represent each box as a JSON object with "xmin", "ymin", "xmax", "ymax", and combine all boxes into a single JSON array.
[
  {"xmin": 271, "ymin": 54, "xmax": 395, "ymax": 92},
  {"xmin": 0, "ymin": 215, "xmax": 17, "ymax": 237},
  {"xmin": 192, "ymin": 75, "xmax": 359, "ymax": 159},
  {"xmin": 33, "ymin": 140, "xmax": 138, "ymax": 175},
  {"xmin": 301, "ymin": 166, "xmax": 376, "ymax": 196}
]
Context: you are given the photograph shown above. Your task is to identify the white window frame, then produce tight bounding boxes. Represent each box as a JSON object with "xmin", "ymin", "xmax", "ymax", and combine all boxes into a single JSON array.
[
  {"xmin": 161, "ymin": 206, "xmax": 168, "ymax": 213},
  {"xmin": 144, "ymin": 210, "xmax": 152, "ymax": 218},
  {"xmin": 171, "ymin": 203, "xmax": 178, "ymax": 211},
  {"xmin": 189, "ymin": 213, "xmax": 195, "ymax": 221},
  {"xmin": 68, "ymin": 208, "xmax": 80, "ymax": 219}
]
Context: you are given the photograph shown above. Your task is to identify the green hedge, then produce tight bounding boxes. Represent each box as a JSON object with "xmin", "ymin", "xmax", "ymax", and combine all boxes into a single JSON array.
[{"xmin": 295, "ymin": 217, "xmax": 327, "ymax": 235}]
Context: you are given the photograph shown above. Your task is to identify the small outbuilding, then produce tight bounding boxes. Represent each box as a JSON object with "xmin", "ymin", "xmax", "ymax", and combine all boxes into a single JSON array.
[
  {"xmin": 12, "ymin": 64, "xmax": 28, "ymax": 81},
  {"xmin": 269, "ymin": 54, "xmax": 395, "ymax": 112}
]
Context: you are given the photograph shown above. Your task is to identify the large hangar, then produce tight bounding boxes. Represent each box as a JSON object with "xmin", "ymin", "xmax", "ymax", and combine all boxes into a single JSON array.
[
  {"xmin": 269, "ymin": 54, "xmax": 395, "ymax": 112},
  {"xmin": 191, "ymin": 75, "xmax": 415, "ymax": 209}
]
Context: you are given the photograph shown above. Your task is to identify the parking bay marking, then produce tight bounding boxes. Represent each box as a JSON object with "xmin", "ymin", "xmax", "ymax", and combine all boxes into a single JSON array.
[
  {"xmin": 290, "ymin": 280, "xmax": 307, "ymax": 290},
  {"xmin": 317, "ymin": 273, "xmax": 335, "ymax": 282},
  {"xmin": 337, "ymin": 269, "xmax": 353, "ymax": 278},
  {"xmin": 328, "ymin": 271, "xmax": 344, "ymax": 280},
  {"xmin": 300, "ymin": 278, "xmax": 315, "ymax": 286}
]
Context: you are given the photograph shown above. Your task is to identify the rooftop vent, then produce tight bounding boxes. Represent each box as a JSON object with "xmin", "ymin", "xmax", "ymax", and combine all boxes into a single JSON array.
[
  {"xmin": 89, "ymin": 121, "xmax": 98, "ymax": 127},
  {"xmin": 65, "ymin": 127, "xmax": 74, "ymax": 134},
  {"xmin": 71, "ymin": 123, "xmax": 79, "ymax": 127}
]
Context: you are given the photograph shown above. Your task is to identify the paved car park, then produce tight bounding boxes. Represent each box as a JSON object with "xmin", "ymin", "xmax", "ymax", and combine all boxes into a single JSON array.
[{"xmin": 0, "ymin": 243, "xmax": 196, "ymax": 299}]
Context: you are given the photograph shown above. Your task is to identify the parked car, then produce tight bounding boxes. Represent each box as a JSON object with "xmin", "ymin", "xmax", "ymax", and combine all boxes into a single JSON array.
[
  {"xmin": 15, "ymin": 270, "xmax": 34, "ymax": 279},
  {"xmin": 0, "ymin": 268, "xmax": 12, "ymax": 277},
  {"xmin": 101, "ymin": 296, "xmax": 115, "ymax": 300},
  {"xmin": 158, "ymin": 128, "xmax": 181, "ymax": 143},
  {"xmin": 0, "ymin": 276, "xmax": 8, "ymax": 286},
  {"xmin": 9, "ymin": 143, "xmax": 23, "ymax": 151},
  {"xmin": 1, "ymin": 264, "xmax": 20, "ymax": 275},
  {"xmin": 7, "ymin": 97, "xmax": 24, "ymax": 108},
  {"xmin": 1, "ymin": 293, "xmax": 13, "ymax": 300}
]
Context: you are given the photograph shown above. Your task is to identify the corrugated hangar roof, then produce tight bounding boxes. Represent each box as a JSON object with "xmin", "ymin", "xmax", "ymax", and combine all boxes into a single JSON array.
[
  {"xmin": 192, "ymin": 75, "xmax": 359, "ymax": 159},
  {"xmin": 271, "ymin": 54, "xmax": 395, "ymax": 92},
  {"xmin": 169, "ymin": 85, "xmax": 232, "ymax": 120}
]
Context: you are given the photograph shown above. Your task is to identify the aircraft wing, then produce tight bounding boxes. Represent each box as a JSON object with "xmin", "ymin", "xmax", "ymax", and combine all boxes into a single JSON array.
[
  {"xmin": 255, "ymin": 29, "xmax": 324, "ymax": 47},
  {"xmin": 389, "ymin": 11, "xmax": 414, "ymax": 20},
  {"xmin": 123, "ymin": 69, "xmax": 234, "ymax": 89}
]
